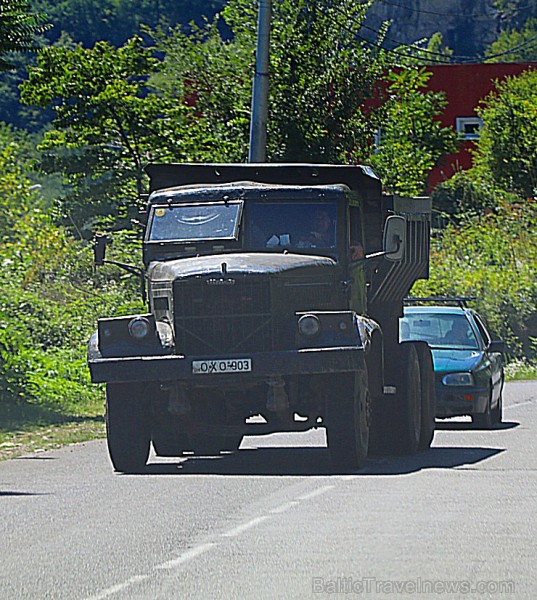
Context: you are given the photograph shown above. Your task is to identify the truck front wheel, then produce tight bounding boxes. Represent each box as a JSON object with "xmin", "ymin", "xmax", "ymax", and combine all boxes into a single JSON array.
[
  {"xmin": 106, "ymin": 383, "xmax": 151, "ymax": 473},
  {"xmin": 326, "ymin": 367, "xmax": 370, "ymax": 471}
]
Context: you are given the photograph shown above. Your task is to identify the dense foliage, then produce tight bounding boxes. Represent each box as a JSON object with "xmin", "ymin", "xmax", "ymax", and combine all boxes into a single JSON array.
[
  {"xmin": 32, "ymin": 0, "xmax": 221, "ymax": 48},
  {"xmin": 19, "ymin": 35, "xmax": 195, "ymax": 232},
  {"xmin": 473, "ymin": 69, "xmax": 537, "ymax": 198},
  {"xmin": 369, "ymin": 68, "xmax": 457, "ymax": 196},
  {"xmin": 0, "ymin": 124, "xmax": 144, "ymax": 412},
  {"xmin": 414, "ymin": 202, "xmax": 537, "ymax": 357},
  {"xmin": 151, "ymin": 0, "xmax": 390, "ymax": 164},
  {"xmin": 0, "ymin": 0, "xmax": 49, "ymax": 70}
]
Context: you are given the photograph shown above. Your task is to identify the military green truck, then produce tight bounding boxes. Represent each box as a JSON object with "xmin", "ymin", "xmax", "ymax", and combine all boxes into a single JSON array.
[{"xmin": 88, "ymin": 163, "xmax": 435, "ymax": 472}]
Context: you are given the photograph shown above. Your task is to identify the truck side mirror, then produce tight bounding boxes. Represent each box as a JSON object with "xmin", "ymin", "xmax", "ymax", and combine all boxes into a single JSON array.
[
  {"xmin": 383, "ymin": 215, "xmax": 406, "ymax": 261},
  {"xmin": 94, "ymin": 234, "xmax": 108, "ymax": 266}
]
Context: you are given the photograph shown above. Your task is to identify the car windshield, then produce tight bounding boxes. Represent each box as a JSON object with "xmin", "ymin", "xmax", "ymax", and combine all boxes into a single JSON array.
[
  {"xmin": 400, "ymin": 313, "xmax": 479, "ymax": 349},
  {"xmin": 147, "ymin": 201, "xmax": 243, "ymax": 242},
  {"xmin": 247, "ymin": 202, "xmax": 337, "ymax": 251}
]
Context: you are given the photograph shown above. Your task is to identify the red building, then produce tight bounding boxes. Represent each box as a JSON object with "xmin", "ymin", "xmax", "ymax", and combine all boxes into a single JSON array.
[{"xmin": 425, "ymin": 62, "xmax": 537, "ymax": 188}]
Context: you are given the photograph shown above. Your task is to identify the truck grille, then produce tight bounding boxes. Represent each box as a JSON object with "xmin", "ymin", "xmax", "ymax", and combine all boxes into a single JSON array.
[{"xmin": 174, "ymin": 277, "xmax": 272, "ymax": 355}]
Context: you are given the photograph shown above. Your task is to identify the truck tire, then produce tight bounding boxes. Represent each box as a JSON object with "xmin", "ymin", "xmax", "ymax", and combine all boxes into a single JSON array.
[
  {"xmin": 189, "ymin": 391, "xmax": 242, "ymax": 455},
  {"xmin": 106, "ymin": 383, "xmax": 151, "ymax": 473},
  {"xmin": 152, "ymin": 402, "xmax": 190, "ymax": 457},
  {"xmin": 415, "ymin": 343, "xmax": 436, "ymax": 450},
  {"xmin": 394, "ymin": 343, "xmax": 422, "ymax": 455},
  {"xmin": 152, "ymin": 424, "xmax": 189, "ymax": 457},
  {"xmin": 326, "ymin": 366, "xmax": 370, "ymax": 471}
]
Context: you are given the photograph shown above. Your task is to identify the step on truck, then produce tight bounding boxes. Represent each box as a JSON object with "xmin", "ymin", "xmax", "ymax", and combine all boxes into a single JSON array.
[{"xmin": 88, "ymin": 163, "xmax": 435, "ymax": 473}]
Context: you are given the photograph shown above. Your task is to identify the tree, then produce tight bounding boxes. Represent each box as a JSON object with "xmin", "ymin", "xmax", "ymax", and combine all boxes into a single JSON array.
[
  {"xmin": 20, "ymin": 36, "xmax": 195, "ymax": 234},
  {"xmin": 32, "ymin": 0, "xmax": 221, "ymax": 48},
  {"xmin": 368, "ymin": 68, "xmax": 458, "ymax": 196},
  {"xmin": 473, "ymin": 68, "xmax": 537, "ymax": 197},
  {"xmin": 493, "ymin": 0, "xmax": 537, "ymax": 31},
  {"xmin": 485, "ymin": 18, "xmax": 537, "ymax": 62},
  {"xmin": 152, "ymin": 0, "xmax": 392, "ymax": 163},
  {"xmin": 0, "ymin": 0, "xmax": 50, "ymax": 70}
]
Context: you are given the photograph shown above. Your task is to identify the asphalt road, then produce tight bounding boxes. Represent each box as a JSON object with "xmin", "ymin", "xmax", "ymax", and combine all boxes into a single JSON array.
[{"xmin": 1, "ymin": 381, "xmax": 536, "ymax": 600}]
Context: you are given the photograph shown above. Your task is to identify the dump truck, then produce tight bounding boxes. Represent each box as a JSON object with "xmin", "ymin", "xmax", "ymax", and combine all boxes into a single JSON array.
[{"xmin": 88, "ymin": 163, "xmax": 435, "ymax": 472}]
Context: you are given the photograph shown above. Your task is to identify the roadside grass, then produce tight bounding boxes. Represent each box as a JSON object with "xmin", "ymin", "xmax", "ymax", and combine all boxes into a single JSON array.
[
  {"xmin": 504, "ymin": 359, "xmax": 537, "ymax": 382},
  {"xmin": 0, "ymin": 394, "xmax": 105, "ymax": 461},
  {"xmin": 1, "ymin": 361, "xmax": 536, "ymax": 462}
]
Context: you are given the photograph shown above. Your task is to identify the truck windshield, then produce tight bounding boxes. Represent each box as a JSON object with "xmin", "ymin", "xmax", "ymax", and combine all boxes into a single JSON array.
[
  {"xmin": 147, "ymin": 201, "xmax": 243, "ymax": 242},
  {"xmin": 247, "ymin": 202, "xmax": 337, "ymax": 251}
]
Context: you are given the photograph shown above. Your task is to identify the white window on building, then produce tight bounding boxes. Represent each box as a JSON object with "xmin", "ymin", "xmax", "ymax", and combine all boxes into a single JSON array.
[{"xmin": 456, "ymin": 116, "xmax": 483, "ymax": 140}]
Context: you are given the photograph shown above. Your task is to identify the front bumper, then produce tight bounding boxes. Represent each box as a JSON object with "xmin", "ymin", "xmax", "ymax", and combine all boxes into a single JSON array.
[
  {"xmin": 88, "ymin": 333, "xmax": 364, "ymax": 384},
  {"xmin": 435, "ymin": 382, "xmax": 489, "ymax": 418}
]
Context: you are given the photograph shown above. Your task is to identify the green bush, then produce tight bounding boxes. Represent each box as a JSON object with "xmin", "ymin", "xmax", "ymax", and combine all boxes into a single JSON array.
[{"xmin": 412, "ymin": 201, "xmax": 537, "ymax": 357}]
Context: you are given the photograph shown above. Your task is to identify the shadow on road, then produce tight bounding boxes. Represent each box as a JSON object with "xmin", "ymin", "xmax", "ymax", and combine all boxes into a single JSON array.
[
  {"xmin": 139, "ymin": 443, "xmax": 505, "ymax": 477},
  {"xmin": 0, "ymin": 491, "xmax": 48, "ymax": 497},
  {"xmin": 435, "ymin": 420, "xmax": 519, "ymax": 432}
]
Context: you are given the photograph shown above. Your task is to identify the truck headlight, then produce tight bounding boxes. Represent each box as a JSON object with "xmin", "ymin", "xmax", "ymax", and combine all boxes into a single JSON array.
[
  {"xmin": 442, "ymin": 372, "xmax": 474, "ymax": 386},
  {"xmin": 298, "ymin": 314, "xmax": 321, "ymax": 337},
  {"xmin": 128, "ymin": 316, "xmax": 151, "ymax": 340}
]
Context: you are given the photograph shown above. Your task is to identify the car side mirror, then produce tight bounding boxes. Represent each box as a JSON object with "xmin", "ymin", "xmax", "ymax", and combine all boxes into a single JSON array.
[
  {"xmin": 94, "ymin": 234, "xmax": 108, "ymax": 266},
  {"xmin": 488, "ymin": 340, "xmax": 505, "ymax": 354},
  {"xmin": 383, "ymin": 215, "xmax": 406, "ymax": 261}
]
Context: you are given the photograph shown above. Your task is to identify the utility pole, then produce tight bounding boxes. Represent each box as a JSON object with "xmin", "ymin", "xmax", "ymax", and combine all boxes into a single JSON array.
[{"xmin": 248, "ymin": 0, "xmax": 272, "ymax": 163}]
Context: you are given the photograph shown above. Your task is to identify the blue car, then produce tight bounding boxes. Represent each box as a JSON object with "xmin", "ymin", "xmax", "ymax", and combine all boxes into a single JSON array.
[{"xmin": 400, "ymin": 301, "xmax": 505, "ymax": 428}]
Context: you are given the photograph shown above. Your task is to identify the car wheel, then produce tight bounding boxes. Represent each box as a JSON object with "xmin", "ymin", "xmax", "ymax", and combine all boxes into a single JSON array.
[
  {"xmin": 106, "ymin": 383, "xmax": 151, "ymax": 473},
  {"xmin": 472, "ymin": 392, "xmax": 493, "ymax": 429},
  {"xmin": 492, "ymin": 387, "xmax": 503, "ymax": 424},
  {"xmin": 326, "ymin": 366, "xmax": 370, "ymax": 471}
]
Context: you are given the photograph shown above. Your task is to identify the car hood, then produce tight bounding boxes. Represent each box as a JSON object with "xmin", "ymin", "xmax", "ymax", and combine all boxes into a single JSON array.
[
  {"xmin": 148, "ymin": 252, "xmax": 336, "ymax": 282},
  {"xmin": 431, "ymin": 348, "xmax": 484, "ymax": 374}
]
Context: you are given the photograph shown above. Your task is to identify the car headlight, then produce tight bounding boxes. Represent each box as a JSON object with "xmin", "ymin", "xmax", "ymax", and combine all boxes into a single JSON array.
[
  {"xmin": 442, "ymin": 372, "xmax": 474, "ymax": 386},
  {"xmin": 298, "ymin": 314, "xmax": 321, "ymax": 337},
  {"xmin": 128, "ymin": 316, "xmax": 151, "ymax": 340}
]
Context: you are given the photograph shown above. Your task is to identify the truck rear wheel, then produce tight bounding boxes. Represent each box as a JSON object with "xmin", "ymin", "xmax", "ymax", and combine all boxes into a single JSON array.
[
  {"xmin": 106, "ymin": 383, "xmax": 151, "ymax": 473},
  {"xmin": 415, "ymin": 343, "xmax": 436, "ymax": 450},
  {"xmin": 326, "ymin": 367, "xmax": 370, "ymax": 471},
  {"xmin": 394, "ymin": 343, "xmax": 422, "ymax": 455}
]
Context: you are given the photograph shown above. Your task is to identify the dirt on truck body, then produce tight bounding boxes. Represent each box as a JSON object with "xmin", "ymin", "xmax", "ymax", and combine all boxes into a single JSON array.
[{"xmin": 88, "ymin": 163, "xmax": 435, "ymax": 473}]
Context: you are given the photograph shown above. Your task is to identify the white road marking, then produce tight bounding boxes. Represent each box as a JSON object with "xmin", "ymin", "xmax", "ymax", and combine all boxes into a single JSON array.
[
  {"xmin": 504, "ymin": 399, "xmax": 536, "ymax": 410},
  {"xmin": 269, "ymin": 500, "xmax": 300, "ymax": 514},
  {"xmin": 155, "ymin": 543, "xmax": 216, "ymax": 570},
  {"xmin": 83, "ymin": 484, "xmax": 338, "ymax": 598},
  {"xmin": 296, "ymin": 485, "xmax": 335, "ymax": 501},
  {"xmin": 221, "ymin": 515, "xmax": 270, "ymax": 537},
  {"xmin": 84, "ymin": 575, "xmax": 149, "ymax": 600}
]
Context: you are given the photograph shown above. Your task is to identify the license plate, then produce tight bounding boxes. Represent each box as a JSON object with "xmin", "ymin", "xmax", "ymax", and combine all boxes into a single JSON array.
[{"xmin": 192, "ymin": 358, "xmax": 252, "ymax": 375}]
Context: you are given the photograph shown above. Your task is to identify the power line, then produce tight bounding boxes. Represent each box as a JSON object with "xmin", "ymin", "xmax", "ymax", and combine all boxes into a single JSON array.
[
  {"xmin": 484, "ymin": 32, "xmax": 537, "ymax": 59},
  {"xmin": 376, "ymin": 0, "xmax": 480, "ymax": 18},
  {"xmin": 357, "ymin": 19, "xmax": 475, "ymax": 61},
  {"xmin": 325, "ymin": 1, "xmax": 537, "ymax": 64},
  {"xmin": 315, "ymin": 3, "xmax": 453, "ymax": 63}
]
